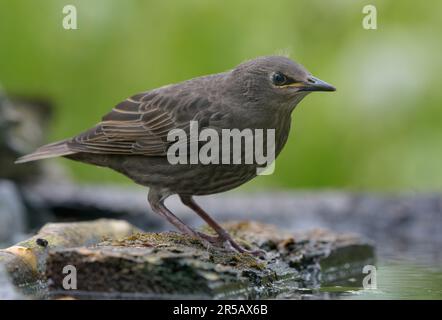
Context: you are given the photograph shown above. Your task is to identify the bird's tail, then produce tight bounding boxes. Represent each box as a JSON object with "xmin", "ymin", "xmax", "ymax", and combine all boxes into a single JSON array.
[{"xmin": 15, "ymin": 140, "xmax": 75, "ymax": 164}]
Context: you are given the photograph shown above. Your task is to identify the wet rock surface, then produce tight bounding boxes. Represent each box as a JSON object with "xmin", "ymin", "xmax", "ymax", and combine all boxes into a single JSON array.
[
  {"xmin": 0, "ymin": 265, "xmax": 24, "ymax": 299},
  {"xmin": 45, "ymin": 221, "xmax": 374, "ymax": 299},
  {"xmin": 0, "ymin": 219, "xmax": 137, "ymax": 290}
]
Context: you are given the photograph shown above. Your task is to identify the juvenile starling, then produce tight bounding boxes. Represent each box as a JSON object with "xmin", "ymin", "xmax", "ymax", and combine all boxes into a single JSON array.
[{"xmin": 16, "ymin": 56, "xmax": 335, "ymax": 255}]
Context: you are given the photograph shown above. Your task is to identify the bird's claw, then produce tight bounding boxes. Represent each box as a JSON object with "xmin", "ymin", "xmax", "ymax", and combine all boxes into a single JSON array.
[{"xmin": 196, "ymin": 231, "xmax": 266, "ymax": 257}]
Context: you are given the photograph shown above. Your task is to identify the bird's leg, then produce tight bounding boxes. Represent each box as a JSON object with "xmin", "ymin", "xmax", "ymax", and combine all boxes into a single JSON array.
[
  {"xmin": 151, "ymin": 201, "xmax": 197, "ymax": 236},
  {"xmin": 179, "ymin": 195, "xmax": 265, "ymax": 257},
  {"xmin": 195, "ymin": 231, "xmax": 222, "ymax": 244},
  {"xmin": 147, "ymin": 191, "xmax": 211, "ymax": 247}
]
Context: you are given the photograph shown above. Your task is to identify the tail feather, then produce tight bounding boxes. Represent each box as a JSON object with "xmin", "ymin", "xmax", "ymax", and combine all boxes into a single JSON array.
[{"xmin": 15, "ymin": 140, "xmax": 75, "ymax": 164}]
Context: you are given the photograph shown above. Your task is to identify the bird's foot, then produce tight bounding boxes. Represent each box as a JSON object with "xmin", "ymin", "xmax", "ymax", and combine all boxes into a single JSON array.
[
  {"xmin": 197, "ymin": 231, "xmax": 266, "ymax": 257},
  {"xmin": 197, "ymin": 232, "xmax": 224, "ymax": 245},
  {"xmin": 225, "ymin": 240, "xmax": 267, "ymax": 257}
]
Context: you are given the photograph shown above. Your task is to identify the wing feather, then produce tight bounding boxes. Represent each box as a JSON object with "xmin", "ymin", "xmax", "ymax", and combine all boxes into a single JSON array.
[{"xmin": 66, "ymin": 89, "xmax": 211, "ymax": 156}]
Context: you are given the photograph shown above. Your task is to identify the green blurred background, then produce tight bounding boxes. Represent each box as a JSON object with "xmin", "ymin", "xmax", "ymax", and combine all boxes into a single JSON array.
[{"xmin": 0, "ymin": 0, "xmax": 441, "ymax": 191}]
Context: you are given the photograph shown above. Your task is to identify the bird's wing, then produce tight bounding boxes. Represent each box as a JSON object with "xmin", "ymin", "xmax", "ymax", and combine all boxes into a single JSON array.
[{"xmin": 66, "ymin": 89, "xmax": 210, "ymax": 156}]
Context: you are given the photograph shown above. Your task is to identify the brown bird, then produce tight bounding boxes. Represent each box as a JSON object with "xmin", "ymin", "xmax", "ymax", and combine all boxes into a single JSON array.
[{"xmin": 16, "ymin": 56, "xmax": 335, "ymax": 255}]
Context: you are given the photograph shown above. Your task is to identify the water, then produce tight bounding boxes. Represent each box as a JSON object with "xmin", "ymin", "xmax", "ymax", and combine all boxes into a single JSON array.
[
  {"xmin": 346, "ymin": 260, "xmax": 442, "ymax": 299},
  {"xmin": 316, "ymin": 257, "xmax": 442, "ymax": 300}
]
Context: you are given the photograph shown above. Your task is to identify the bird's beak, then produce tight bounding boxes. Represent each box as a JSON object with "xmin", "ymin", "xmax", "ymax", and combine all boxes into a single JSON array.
[{"xmin": 300, "ymin": 76, "xmax": 336, "ymax": 92}]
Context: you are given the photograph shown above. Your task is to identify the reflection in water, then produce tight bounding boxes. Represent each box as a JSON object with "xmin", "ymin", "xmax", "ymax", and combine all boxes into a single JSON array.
[
  {"xmin": 276, "ymin": 254, "xmax": 442, "ymax": 300},
  {"xmin": 319, "ymin": 258, "xmax": 442, "ymax": 300},
  {"xmin": 350, "ymin": 260, "xmax": 442, "ymax": 299}
]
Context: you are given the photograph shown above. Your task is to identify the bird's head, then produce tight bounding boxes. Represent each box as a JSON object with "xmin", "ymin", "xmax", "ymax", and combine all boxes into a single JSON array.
[{"xmin": 230, "ymin": 56, "xmax": 335, "ymax": 109}]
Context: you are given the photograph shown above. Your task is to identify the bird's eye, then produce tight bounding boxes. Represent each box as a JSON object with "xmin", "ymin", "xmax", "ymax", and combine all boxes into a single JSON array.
[{"xmin": 272, "ymin": 72, "xmax": 288, "ymax": 86}]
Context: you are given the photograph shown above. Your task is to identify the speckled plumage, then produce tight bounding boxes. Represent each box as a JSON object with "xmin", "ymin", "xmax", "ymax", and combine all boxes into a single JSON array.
[{"xmin": 16, "ymin": 56, "xmax": 335, "ymax": 255}]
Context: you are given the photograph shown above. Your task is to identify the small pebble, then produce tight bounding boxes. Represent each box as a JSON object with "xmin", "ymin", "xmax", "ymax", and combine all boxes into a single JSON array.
[{"xmin": 36, "ymin": 238, "xmax": 48, "ymax": 247}]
